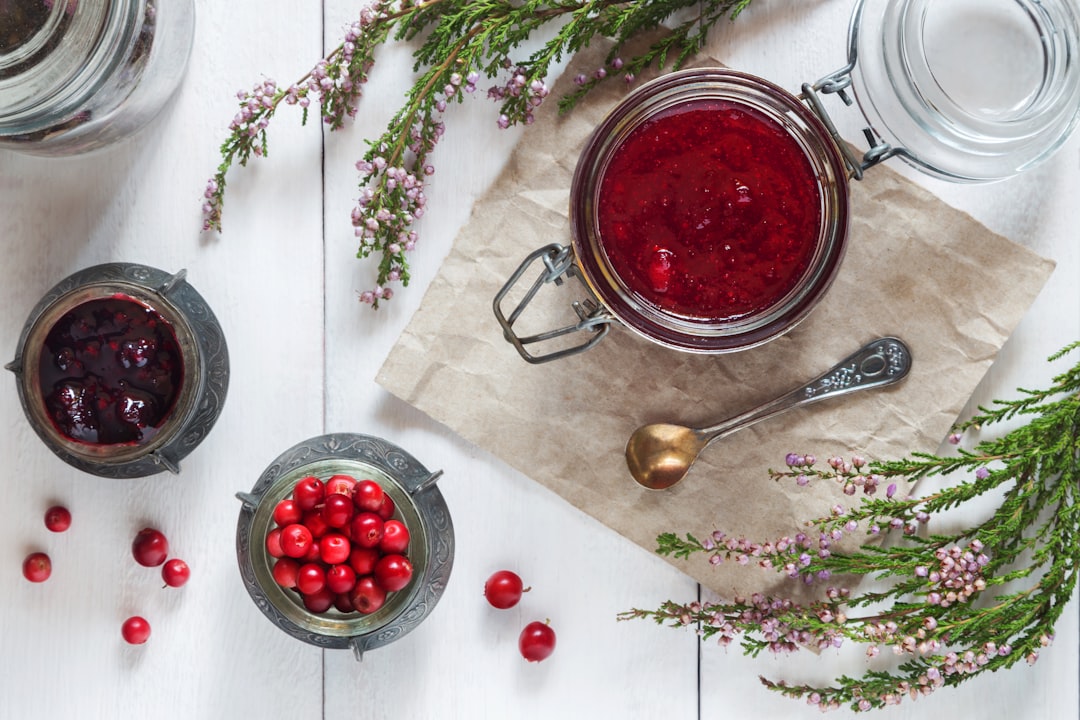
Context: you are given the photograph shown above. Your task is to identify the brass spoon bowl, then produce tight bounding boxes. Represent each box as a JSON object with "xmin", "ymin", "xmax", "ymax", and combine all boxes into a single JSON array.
[{"xmin": 625, "ymin": 337, "xmax": 913, "ymax": 490}]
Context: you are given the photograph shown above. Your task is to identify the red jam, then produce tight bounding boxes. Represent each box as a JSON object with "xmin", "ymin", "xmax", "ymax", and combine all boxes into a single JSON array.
[
  {"xmin": 596, "ymin": 98, "xmax": 822, "ymax": 322},
  {"xmin": 38, "ymin": 295, "xmax": 184, "ymax": 445}
]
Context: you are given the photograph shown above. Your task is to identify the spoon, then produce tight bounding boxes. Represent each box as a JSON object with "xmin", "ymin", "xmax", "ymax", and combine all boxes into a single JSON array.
[{"xmin": 625, "ymin": 337, "xmax": 913, "ymax": 490}]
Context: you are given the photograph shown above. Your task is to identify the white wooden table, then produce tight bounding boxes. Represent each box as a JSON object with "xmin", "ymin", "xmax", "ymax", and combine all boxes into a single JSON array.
[{"xmin": 2, "ymin": 2, "xmax": 1076, "ymax": 718}]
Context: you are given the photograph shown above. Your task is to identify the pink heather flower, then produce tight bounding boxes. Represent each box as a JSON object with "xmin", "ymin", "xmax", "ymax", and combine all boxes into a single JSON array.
[
  {"xmin": 497, "ymin": 114, "xmax": 510, "ymax": 129},
  {"xmin": 948, "ymin": 432, "xmax": 962, "ymax": 444},
  {"xmin": 785, "ymin": 453, "xmax": 801, "ymax": 467},
  {"xmin": 886, "ymin": 483, "xmax": 897, "ymax": 498},
  {"xmin": 611, "ymin": 57, "xmax": 624, "ymax": 70},
  {"xmin": 975, "ymin": 467, "xmax": 990, "ymax": 480},
  {"xmin": 594, "ymin": 68, "xmax": 606, "ymax": 79},
  {"xmin": 796, "ymin": 474, "xmax": 810, "ymax": 487}
]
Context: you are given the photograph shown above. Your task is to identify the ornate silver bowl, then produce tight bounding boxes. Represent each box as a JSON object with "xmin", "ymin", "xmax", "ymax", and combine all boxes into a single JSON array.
[
  {"xmin": 6, "ymin": 262, "xmax": 229, "ymax": 477},
  {"xmin": 235, "ymin": 433, "xmax": 454, "ymax": 660}
]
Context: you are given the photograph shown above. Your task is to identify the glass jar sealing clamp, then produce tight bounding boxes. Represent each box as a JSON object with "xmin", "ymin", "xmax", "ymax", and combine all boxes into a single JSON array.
[
  {"xmin": 494, "ymin": 0, "xmax": 1080, "ymax": 363},
  {"xmin": 7, "ymin": 263, "xmax": 229, "ymax": 478}
]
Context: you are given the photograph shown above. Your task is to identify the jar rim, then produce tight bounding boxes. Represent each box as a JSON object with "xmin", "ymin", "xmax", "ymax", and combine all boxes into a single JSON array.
[
  {"xmin": 848, "ymin": 0, "xmax": 1080, "ymax": 181},
  {"xmin": 569, "ymin": 67, "xmax": 851, "ymax": 353}
]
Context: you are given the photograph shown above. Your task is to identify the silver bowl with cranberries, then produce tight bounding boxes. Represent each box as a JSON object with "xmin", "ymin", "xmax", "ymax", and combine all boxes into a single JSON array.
[{"xmin": 235, "ymin": 433, "xmax": 454, "ymax": 659}]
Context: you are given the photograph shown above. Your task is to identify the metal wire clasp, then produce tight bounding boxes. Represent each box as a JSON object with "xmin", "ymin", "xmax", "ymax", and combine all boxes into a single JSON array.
[
  {"xmin": 799, "ymin": 0, "xmax": 914, "ymax": 180},
  {"xmin": 492, "ymin": 243, "xmax": 613, "ymax": 364}
]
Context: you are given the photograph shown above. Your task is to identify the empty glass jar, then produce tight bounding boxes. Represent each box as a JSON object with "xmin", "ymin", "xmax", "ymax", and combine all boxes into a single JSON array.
[{"xmin": 0, "ymin": 0, "xmax": 195, "ymax": 155}]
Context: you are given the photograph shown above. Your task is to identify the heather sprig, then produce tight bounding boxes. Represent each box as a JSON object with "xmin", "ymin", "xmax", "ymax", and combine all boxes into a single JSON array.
[
  {"xmin": 621, "ymin": 341, "xmax": 1080, "ymax": 712},
  {"xmin": 202, "ymin": 0, "xmax": 754, "ymax": 307}
]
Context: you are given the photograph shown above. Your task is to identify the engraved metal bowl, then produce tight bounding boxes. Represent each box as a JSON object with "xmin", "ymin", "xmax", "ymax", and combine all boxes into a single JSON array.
[
  {"xmin": 6, "ymin": 262, "xmax": 229, "ymax": 477},
  {"xmin": 234, "ymin": 433, "xmax": 454, "ymax": 660}
]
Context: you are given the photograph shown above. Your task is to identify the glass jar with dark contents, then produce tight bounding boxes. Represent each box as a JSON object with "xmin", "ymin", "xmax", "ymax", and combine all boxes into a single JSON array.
[
  {"xmin": 0, "ymin": 0, "xmax": 195, "ymax": 155},
  {"xmin": 7, "ymin": 263, "xmax": 228, "ymax": 477}
]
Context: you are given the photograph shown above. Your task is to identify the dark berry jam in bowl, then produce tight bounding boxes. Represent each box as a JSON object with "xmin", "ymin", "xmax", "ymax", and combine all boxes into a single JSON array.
[
  {"xmin": 7, "ymin": 263, "xmax": 229, "ymax": 477},
  {"xmin": 571, "ymin": 68, "xmax": 850, "ymax": 353},
  {"xmin": 235, "ymin": 433, "xmax": 454, "ymax": 660}
]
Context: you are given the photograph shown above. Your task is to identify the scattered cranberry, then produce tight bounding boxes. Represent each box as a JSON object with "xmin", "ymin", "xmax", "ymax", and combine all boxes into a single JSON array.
[
  {"xmin": 121, "ymin": 616, "xmax": 151, "ymax": 644},
  {"xmin": 22, "ymin": 552, "xmax": 52, "ymax": 582},
  {"xmin": 374, "ymin": 554, "xmax": 413, "ymax": 592},
  {"xmin": 44, "ymin": 505, "xmax": 72, "ymax": 532},
  {"xmin": 162, "ymin": 558, "xmax": 190, "ymax": 587},
  {"xmin": 519, "ymin": 620, "xmax": 556, "ymax": 662},
  {"xmin": 352, "ymin": 479, "xmax": 385, "ymax": 513},
  {"xmin": 484, "ymin": 570, "xmax": 527, "ymax": 609},
  {"xmin": 131, "ymin": 527, "xmax": 169, "ymax": 567}
]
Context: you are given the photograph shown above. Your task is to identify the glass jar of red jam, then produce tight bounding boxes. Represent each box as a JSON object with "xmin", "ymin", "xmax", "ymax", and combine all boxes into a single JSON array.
[
  {"xmin": 495, "ymin": 0, "xmax": 1080, "ymax": 363},
  {"xmin": 572, "ymin": 68, "xmax": 850, "ymax": 355},
  {"xmin": 7, "ymin": 263, "xmax": 228, "ymax": 477},
  {"xmin": 495, "ymin": 68, "xmax": 850, "ymax": 361}
]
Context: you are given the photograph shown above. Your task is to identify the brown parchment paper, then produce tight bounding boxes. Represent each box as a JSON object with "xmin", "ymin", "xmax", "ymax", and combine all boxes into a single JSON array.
[{"xmin": 376, "ymin": 41, "xmax": 1054, "ymax": 599}]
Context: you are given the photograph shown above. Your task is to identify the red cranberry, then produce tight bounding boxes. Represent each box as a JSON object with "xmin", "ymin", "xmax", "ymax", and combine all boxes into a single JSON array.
[
  {"xmin": 279, "ymin": 523, "xmax": 314, "ymax": 559},
  {"xmin": 302, "ymin": 509, "xmax": 330, "ymax": 539},
  {"xmin": 326, "ymin": 564, "xmax": 358, "ymax": 595},
  {"xmin": 272, "ymin": 558, "xmax": 300, "ymax": 589},
  {"xmin": 22, "ymin": 552, "xmax": 51, "ymax": 582},
  {"xmin": 131, "ymin": 527, "xmax": 169, "ymax": 567},
  {"xmin": 519, "ymin": 621, "xmax": 556, "ymax": 662},
  {"xmin": 273, "ymin": 499, "xmax": 303, "ymax": 527},
  {"xmin": 379, "ymin": 519, "xmax": 410, "ymax": 554},
  {"xmin": 319, "ymin": 533, "xmax": 351, "ymax": 566},
  {"xmin": 296, "ymin": 563, "xmax": 327, "ymax": 595},
  {"xmin": 484, "ymin": 570, "xmax": 527, "ymax": 609},
  {"xmin": 373, "ymin": 554, "xmax": 413, "ymax": 592},
  {"xmin": 350, "ymin": 512, "xmax": 384, "ymax": 549},
  {"xmin": 352, "ymin": 479, "xmax": 385, "ymax": 513},
  {"xmin": 325, "ymin": 474, "xmax": 357, "ymax": 497},
  {"xmin": 265, "ymin": 527, "xmax": 285, "ymax": 558},
  {"xmin": 348, "ymin": 547, "xmax": 379, "ymax": 576},
  {"xmin": 322, "ymin": 493, "xmax": 355, "ymax": 529},
  {"xmin": 376, "ymin": 493, "xmax": 396, "ymax": 521},
  {"xmin": 302, "ymin": 587, "xmax": 335, "ymax": 613},
  {"xmin": 333, "ymin": 593, "xmax": 355, "ymax": 613},
  {"xmin": 121, "ymin": 616, "xmax": 151, "ymax": 644},
  {"xmin": 44, "ymin": 505, "xmax": 72, "ymax": 532},
  {"xmin": 302, "ymin": 538, "xmax": 322, "ymax": 563},
  {"xmin": 292, "ymin": 476, "xmax": 325, "ymax": 511},
  {"xmin": 162, "ymin": 558, "xmax": 190, "ymax": 587},
  {"xmin": 118, "ymin": 337, "xmax": 155, "ymax": 369},
  {"xmin": 349, "ymin": 576, "xmax": 387, "ymax": 614}
]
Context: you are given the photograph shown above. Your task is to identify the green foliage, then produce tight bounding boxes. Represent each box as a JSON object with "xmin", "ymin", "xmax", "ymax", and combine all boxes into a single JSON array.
[
  {"xmin": 621, "ymin": 342, "xmax": 1080, "ymax": 712},
  {"xmin": 203, "ymin": 0, "xmax": 756, "ymax": 306}
]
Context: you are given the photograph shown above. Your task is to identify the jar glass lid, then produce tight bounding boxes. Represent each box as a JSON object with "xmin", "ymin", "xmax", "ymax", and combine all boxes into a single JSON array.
[{"xmin": 847, "ymin": 0, "xmax": 1080, "ymax": 181}]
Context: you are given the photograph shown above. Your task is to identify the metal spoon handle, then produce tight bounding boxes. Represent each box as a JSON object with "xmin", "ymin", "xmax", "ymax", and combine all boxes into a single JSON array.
[{"xmin": 696, "ymin": 337, "xmax": 912, "ymax": 442}]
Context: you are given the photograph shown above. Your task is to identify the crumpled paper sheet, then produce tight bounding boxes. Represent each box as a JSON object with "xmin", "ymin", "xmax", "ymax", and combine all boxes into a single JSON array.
[{"xmin": 376, "ymin": 41, "xmax": 1054, "ymax": 599}]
